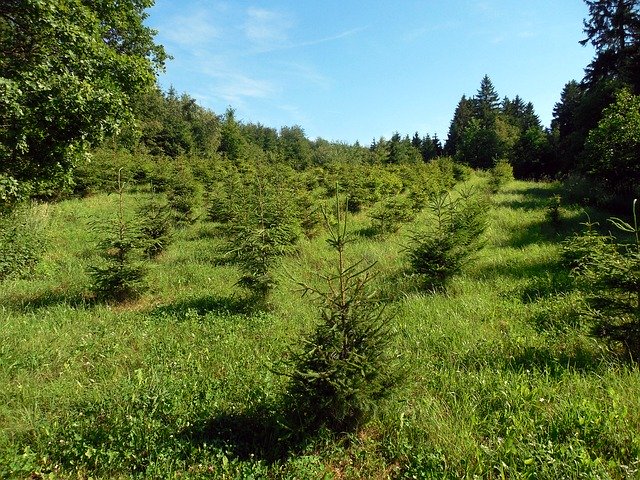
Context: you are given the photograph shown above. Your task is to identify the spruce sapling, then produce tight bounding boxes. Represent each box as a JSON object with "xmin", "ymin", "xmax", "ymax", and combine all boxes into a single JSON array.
[
  {"xmin": 282, "ymin": 191, "xmax": 399, "ymax": 434},
  {"xmin": 88, "ymin": 170, "xmax": 146, "ymax": 301}
]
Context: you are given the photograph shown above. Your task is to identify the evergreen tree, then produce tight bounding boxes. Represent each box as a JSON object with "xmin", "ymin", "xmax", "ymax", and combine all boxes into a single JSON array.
[
  {"xmin": 283, "ymin": 193, "xmax": 399, "ymax": 433},
  {"xmin": 419, "ymin": 134, "xmax": 438, "ymax": 161},
  {"xmin": 581, "ymin": 0, "xmax": 640, "ymax": 90},
  {"xmin": 387, "ymin": 133, "xmax": 421, "ymax": 164},
  {"xmin": 473, "ymin": 75, "xmax": 501, "ymax": 125},
  {"xmin": 411, "ymin": 132, "xmax": 422, "ymax": 150},
  {"xmin": 551, "ymin": 80, "xmax": 586, "ymax": 173},
  {"xmin": 218, "ymin": 108, "xmax": 248, "ymax": 162},
  {"xmin": 278, "ymin": 125, "xmax": 313, "ymax": 169},
  {"xmin": 431, "ymin": 134, "xmax": 443, "ymax": 157},
  {"xmin": 445, "ymin": 95, "xmax": 474, "ymax": 155},
  {"xmin": 552, "ymin": 81, "xmax": 584, "ymax": 138}
]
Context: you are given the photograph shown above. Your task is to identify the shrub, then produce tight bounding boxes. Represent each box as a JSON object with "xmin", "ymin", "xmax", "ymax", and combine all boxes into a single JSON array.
[
  {"xmin": 488, "ymin": 159, "xmax": 514, "ymax": 193},
  {"xmin": 546, "ymin": 194, "xmax": 562, "ymax": 226},
  {"xmin": 561, "ymin": 219, "xmax": 613, "ymax": 273},
  {"xmin": 368, "ymin": 196, "xmax": 415, "ymax": 235},
  {"xmin": 88, "ymin": 171, "xmax": 146, "ymax": 301},
  {"xmin": 405, "ymin": 186, "xmax": 488, "ymax": 291},
  {"xmin": 0, "ymin": 174, "xmax": 21, "ymax": 208},
  {"xmin": 582, "ymin": 88, "xmax": 640, "ymax": 202},
  {"xmin": 282, "ymin": 193, "xmax": 399, "ymax": 433}
]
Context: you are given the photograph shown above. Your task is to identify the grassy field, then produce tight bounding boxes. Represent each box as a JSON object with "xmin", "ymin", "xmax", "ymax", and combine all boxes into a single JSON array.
[{"xmin": 1, "ymin": 177, "xmax": 639, "ymax": 479}]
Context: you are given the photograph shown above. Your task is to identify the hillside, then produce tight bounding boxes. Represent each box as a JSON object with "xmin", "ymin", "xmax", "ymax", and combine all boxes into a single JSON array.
[{"xmin": 2, "ymin": 173, "xmax": 639, "ymax": 479}]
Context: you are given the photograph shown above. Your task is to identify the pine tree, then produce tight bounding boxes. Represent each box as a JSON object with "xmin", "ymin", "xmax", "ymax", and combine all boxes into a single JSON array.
[
  {"xmin": 445, "ymin": 95, "xmax": 474, "ymax": 155},
  {"xmin": 218, "ymin": 108, "xmax": 247, "ymax": 162},
  {"xmin": 283, "ymin": 192, "xmax": 399, "ymax": 433}
]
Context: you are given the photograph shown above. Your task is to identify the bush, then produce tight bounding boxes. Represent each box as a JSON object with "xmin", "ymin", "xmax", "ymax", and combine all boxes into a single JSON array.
[
  {"xmin": 368, "ymin": 196, "xmax": 415, "ymax": 235},
  {"xmin": 546, "ymin": 194, "xmax": 563, "ymax": 226},
  {"xmin": 582, "ymin": 88, "xmax": 640, "ymax": 202},
  {"xmin": 282, "ymin": 193, "xmax": 399, "ymax": 433},
  {"xmin": 561, "ymin": 218, "xmax": 615, "ymax": 273},
  {"xmin": 405, "ymin": 187, "xmax": 488, "ymax": 291},
  {"xmin": 488, "ymin": 159, "xmax": 514, "ymax": 193}
]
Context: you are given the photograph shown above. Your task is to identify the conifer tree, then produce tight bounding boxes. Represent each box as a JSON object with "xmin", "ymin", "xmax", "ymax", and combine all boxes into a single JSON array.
[
  {"xmin": 445, "ymin": 95, "xmax": 474, "ymax": 155},
  {"xmin": 473, "ymin": 74, "xmax": 501, "ymax": 125},
  {"xmin": 581, "ymin": 0, "xmax": 640, "ymax": 90},
  {"xmin": 283, "ymin": 192, "xmax": 399, "ymax": 433}
]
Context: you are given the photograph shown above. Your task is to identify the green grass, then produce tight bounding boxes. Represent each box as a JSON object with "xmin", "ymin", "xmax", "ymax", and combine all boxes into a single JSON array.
[{"xmin": 1, "ymin": 177, "xmax": 639, "ymax": 479}]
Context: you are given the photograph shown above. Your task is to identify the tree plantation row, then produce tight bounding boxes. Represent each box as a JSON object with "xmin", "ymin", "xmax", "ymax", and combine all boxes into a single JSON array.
[{"xmin": 3, "ymin": 156, "xmax": 640, "ymax": 476}]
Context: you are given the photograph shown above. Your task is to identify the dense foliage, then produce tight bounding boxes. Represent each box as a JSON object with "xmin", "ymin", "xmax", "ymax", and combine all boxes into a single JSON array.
[
  {"xmin": 0, "ymin": 0, "xmax": 166, "ymax": 199},
  {"xmin": 564, "ymin": 200, "xmax": 640, "ymax": 359}
]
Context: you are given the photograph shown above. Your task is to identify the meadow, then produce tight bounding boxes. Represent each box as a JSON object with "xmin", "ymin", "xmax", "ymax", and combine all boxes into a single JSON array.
[{"xmin": 1, "ymin": 171, "xmax": 639, "ymax": 479}]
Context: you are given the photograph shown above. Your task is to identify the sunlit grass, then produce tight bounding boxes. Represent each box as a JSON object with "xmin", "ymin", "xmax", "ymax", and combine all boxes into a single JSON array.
[{"xmin": 1, "ymin": 177, "xmax": 639, "ymax": 478}]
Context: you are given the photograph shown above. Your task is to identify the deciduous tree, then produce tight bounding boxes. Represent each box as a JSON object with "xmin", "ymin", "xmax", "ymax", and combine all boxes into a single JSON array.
[{"xmin": 0, "ymin": 0, "xmax": 166, "ymax": 199}]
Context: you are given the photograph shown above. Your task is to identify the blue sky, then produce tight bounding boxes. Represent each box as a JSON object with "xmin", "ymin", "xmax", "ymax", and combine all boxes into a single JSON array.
[{"xmin": 146, "ymin": 0, "xmax": 595, "ymax": 144}]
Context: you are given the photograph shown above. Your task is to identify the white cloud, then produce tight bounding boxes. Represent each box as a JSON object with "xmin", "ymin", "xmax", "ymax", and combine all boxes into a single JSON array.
[
  {"xmin": 216, "ymin": 73, "xmax": 276, "ymax": 104},
  {"xmin": 292, "ymin": 27, "xmax": 366, "ymax": 49},
  {"xmin": 244, "ymin": 8, "xmax": 293, "ymax": 49},
  {"xmin": 160, "ymin": 10, "xmax": 220, "ymax": 47},
  {"xmin": 276, "ymin": 61, "xmax": 332, "ymax": 90}
]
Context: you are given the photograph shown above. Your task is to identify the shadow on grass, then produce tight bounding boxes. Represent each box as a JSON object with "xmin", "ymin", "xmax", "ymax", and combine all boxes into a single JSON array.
[
  {"xmin": 475, "ymin": 252, "xmax": 562, "ymax": 284},
  {"xmin": 504, "ymin": 342, "xmax": 607, "ymax": 376},
  {"xmin": 494, "ymin": 184, "xmax": 562, "ymax": 212},
  {"xmin": 179, "ymin": 402, "xmax": 314, "ymax": 464},
  {"xmin": 517, "ymin": 270, "xmax": 575, "ymax": 304},
  {"xmin": 375, "ymin": 267, "xmax": 447, "ymax": 300},
  {"xmin": 150, "ymin": 294, "xmax": 254, "ymax": 319},
  {"xmin": 500, "ymin": 218, "xmax": 581, "ymax": 249},
  {"xmin": 3, "ymin": 288, "xmax": 96, "ymax": 312},
  {"xmin": 354, "ymin": 225, "xmax": 381, "ymax": 239}
]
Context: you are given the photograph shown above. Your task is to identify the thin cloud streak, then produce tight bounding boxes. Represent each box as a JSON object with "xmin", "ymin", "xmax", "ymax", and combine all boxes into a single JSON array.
[
  {"xmin": 244, "ymin": 8, "xmax": 293, "ymax": 49},
  {"xmin": 245, "ymin": 26, "xmax": 367, "ymax": 55}
]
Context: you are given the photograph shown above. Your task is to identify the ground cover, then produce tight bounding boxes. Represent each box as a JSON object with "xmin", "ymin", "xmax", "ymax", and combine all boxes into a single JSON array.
[{"xmin": 1, "ymin": 177, "xmax": 639, "ymax": 479}]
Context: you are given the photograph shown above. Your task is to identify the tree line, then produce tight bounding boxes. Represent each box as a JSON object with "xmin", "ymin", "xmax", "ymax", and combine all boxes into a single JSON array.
[{"xmin": 1, "ymin": 0, "xmax": 640, "ymax": 209}]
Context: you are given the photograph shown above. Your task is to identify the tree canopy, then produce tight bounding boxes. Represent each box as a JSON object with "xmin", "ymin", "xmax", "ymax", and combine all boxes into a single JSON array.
[{"xmin": 0, "ymin": 0, "xmax": 166, "ymax": 199}]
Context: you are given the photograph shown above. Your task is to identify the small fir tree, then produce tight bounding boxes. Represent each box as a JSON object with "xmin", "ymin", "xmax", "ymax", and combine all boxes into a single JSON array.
[
  {"xmin": 406, "ymin": 187, "xmax": 488, "ymax": 291},
  {"xmin": 88, "ymin": 171, "xmax": 146, "ymax": 301},
  {"xmin": 137, "ymin": 193, "xmax": 173, "ymax": 258},
  {"xmin": 488, "ymin": 159, "xmax": 514, "ymax": 193},
  {"xmin": 282, "ymin": 192, "xmax": 399, "ymax": 433},
  {"xmin": 564, "ymin": 200, "xmax": 640, "ymax": 359},
  {"xmin": 221, "ymin": 174, "xmax": 301, "ymax": 306},
  {"xmin": 368, "ymin": 196, "xmax": 415, "ymax": 235}
]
